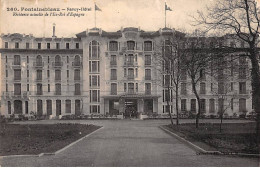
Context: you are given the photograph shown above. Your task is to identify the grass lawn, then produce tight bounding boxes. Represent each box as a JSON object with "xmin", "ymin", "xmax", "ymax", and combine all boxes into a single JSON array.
[
  {"xmin": 0, "ymin": 123, "xmax": 101, "ymax": 156},
  {"xmin": 164, "ymin": 122, "xmax": 259, "ymax": 154}
]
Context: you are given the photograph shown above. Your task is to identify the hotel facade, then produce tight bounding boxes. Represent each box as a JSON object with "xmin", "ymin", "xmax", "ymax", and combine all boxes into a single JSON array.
[{"xmin": 0, "ymin": 27, "xmax": 253, "ymax": 118}]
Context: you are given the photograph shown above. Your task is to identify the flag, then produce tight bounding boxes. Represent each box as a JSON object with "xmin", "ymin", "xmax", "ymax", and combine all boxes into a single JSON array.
[
  {"xmin": 95, "ymin": 4, "xmax": 102, "ymax": 11},
  {"xmin": 165, "ymin": 4, "xmax": 172, "ymax": 11}
]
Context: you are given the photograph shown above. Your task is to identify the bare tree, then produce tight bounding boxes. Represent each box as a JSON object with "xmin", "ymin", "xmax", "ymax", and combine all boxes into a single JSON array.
[
  {"xmin": 194, "ymin": 0, "xmax": 260, "ymax": 142},
  {"xmin": 181, "ymin": 33, "xmax": 214, "ymax": 128}
]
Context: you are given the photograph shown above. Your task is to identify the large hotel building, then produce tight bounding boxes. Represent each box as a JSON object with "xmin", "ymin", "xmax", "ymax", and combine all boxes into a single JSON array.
[{"xmin": 0, "ymin": 26, "xmax": 253, "ymax": 118}]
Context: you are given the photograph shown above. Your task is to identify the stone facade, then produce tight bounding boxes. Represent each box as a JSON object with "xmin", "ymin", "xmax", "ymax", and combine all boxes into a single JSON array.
[{"xmin": 0, "ymin": 27, "xmax": 253, "ymax": 118}]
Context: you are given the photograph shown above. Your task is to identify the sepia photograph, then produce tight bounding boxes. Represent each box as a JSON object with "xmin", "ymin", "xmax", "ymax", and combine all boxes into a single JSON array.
[{"xmin": 0, "ymin": 0, "xmax": 259, "ymax": 167}]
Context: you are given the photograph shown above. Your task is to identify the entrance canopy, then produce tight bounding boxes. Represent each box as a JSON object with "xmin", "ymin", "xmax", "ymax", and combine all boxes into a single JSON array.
[{"xmin": 102, "ymin": 94, "xmax": 161, "ymax": 99}]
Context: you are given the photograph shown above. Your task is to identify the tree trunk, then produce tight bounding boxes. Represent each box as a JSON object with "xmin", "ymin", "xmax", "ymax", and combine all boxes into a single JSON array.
[
  {"xmin": 191, "ymin": 78, "xmax": 200, "ymax": 128},
  {"xmin": 248, "ymin": 46, "xmax": 260, "ymax": 148},
  {"xmin": 176, "ymin": 86, "xmax": 179, "ymax": 126},
  {"xmin": 167, "ymin": 85, "xmax": 174, "ymax": 128}
]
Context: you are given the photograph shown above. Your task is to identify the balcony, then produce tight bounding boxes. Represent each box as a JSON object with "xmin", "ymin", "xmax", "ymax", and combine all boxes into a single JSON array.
[
  {"xmin": 33, "ymin": 62, "xmax": 44, "ymax": 68},
  {"xmin": 127, "ymin": 75, "xmax": 135, "ymax": 80},
  {"xmin": 72, "ymin": 62, "xmax": 82, "ymax": 68},
  {"xmin": 52, "ymin": 62, "xmax": 63, "ymax": 68},
  {"xmin": 110, "ymin": 61, "xmax": 117, "ymax": 66},
  {"xmin": 12, "ymin": 62, "xmax": 21, "ymax": 68},
  {"xmin": 124, "ymin": 61, "xmax": 138, "ymax": 67},
  {"xmin": 2, "ymin": 92, "xmax": 30, "ymax": 99}
]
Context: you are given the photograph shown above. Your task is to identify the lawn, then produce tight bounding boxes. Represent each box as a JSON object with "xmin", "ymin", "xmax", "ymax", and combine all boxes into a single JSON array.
[
  {"xmin": 164, "ymin": 122, "xmax": 259, "ymax": 154},
  {"xmin": 0, "ymin": 123, "xmax": 101, "ymax": 156}
]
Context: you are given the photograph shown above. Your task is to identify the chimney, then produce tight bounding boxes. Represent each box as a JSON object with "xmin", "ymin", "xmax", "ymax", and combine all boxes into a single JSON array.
[{"xmin": 52, "ymin": 23, "xmax": 56, "ymax": 38}]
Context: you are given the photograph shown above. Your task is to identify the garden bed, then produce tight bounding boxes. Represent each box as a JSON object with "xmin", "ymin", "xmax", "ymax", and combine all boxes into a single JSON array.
[
  {"xmin": 0, "ymin": 123, "xmax": 101, "ymax": 156},
  {"xmin": 164, "ymin": 122, "xmax": 259, "ymax": 154}
]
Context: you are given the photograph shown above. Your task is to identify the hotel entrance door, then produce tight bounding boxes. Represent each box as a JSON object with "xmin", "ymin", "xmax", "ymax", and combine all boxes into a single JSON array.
[{"xmin": 124, "ymin": 99, "xmax": 137, "ymax": 118}]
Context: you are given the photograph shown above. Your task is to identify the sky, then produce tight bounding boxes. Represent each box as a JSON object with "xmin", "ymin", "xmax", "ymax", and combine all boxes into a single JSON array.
[{"xmin": 0, "ymin": 0, "xmax": 214, "ymax": 37}]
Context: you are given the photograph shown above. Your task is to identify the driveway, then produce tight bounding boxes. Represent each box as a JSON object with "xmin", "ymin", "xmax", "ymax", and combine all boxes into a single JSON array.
[{"xmin": 0, "ymin": 119, "xmax": 259, "ymax": 166}]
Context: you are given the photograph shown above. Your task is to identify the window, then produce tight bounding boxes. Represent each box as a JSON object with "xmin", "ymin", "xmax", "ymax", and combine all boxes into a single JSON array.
[
  {"xmin": 90, "ymin": 105, "xmax": 100, "ymax": 113},
  {"xmin": 110, "ymin": 55, "xmax": 117, "ymax": 65},
  {"xmin": 74, "ymin": 55, "xmax": 81, "ymax": 66},
  {"xmin": 239, "ymin": 67, "xmax": 246, "ymax": 79},
  {"xmin": 145, "ymin": 83, "xmax": 151, "ymax": 95},
  {"xmin": 67, "ymin": 56, "xmax": 69, "ymax": 63},
  {"xmin": 127, "ymin": 41, "xmax": 135, "ymax": 50},
  {"xmin": 126, "ymin": 54, "xmax": 134, "ymax": 65},
  {"xmin": 200, "ymin": 69, "xmax": 206, "ymax": 80},
  {"xmin": 48, "ymin": 84, "xmax": 50, "ymax": 92},
  {"xmin": 14, "ymin": 55, "xmax": 21, "ymax": 65},
  {"xmin": 145, "ymin": 55, "xmax": 151, "ymax": 65},
  {"xmin": 54, "ymin": 55, "xmax": 62, "ymax": 66},
  {"xmin": 26, "ymin": 42, "xmax": 29, "ymax": 49},
  {"xmin": 181, "ymin": 83, "xmax": 187, "ymax": 95},
  {"xmin": 181, "ymin": 99, "xmax": 187, "ymax": 111},
  {"xmin": 164, "ymin": 75, "xmax": 171, "ymax": 86},
  {"xmin": 6, "ymin": 56, "xmax": 7, "ymax": 63},
  {"xmin": 89, "ymin": 75, "xmax": 100, "ymax": 87},
  {"xmin": 47, "ymin": 43, "xmax": 50, "ymax": 49},
  {"xmin": 90, "ymin": 90, "xmax": 100, "ymax": 102},
  {"xmin": 136, "ymin": 83, "xmax": 138, "ymax": 92},
  {"xmin": 109, "ymin": 41, "xmax": 118, "ymax": 51},
  {"xmin": 111, "ymin": 83, "xmax": 117, "ymax": 95},
  {"xmin": 66, "ymin": 43, "xmax": 70, "ymax": 49},
  {"xmin": 36, "ymin": 70, "xmax": 42, "ymax": 80},
  {"xmin": 75, "ymin": 83, "xmax": 81, "ymax": 95},
  {"xmin": 200, "ymin": 82, "xmax": 206, "ymax": 94},
  {"xmin": 200, "ymin": 99, "xmax": 206, "ymax": 113},
  {"xmin": 239, "ymin": 55, "xmax": 246, "ymax": 65},
  {"xmin": 6, "ymin": 70, "xmax": 8, "ymax": 78},
  {"xmin": 231, "ymin": 98, "xmax": 234, "ymax": 110},
  {"xmin": 38, "ymin": 43, "xmax": 41, "ymax": 49},
  {"xmin": 36, "ymin": 83, "xmax": 43, "ymax": 95},
  {"xmin": 144, "ymin": 41, "xmax": 152, "ymax": 51},
  {"xmin": 15, "ymin": 42, "xmax": 19, "ymax": 49},
  {"xmin": 47, "ymin": 70, "xmax": 50, "ymax": 78},
  {"xmin": 218, "ymin": 69, "xmax": 224, "ymax": 80},
  {"xmin": 135, "ymin": 68, "xmax": 138, "ymax": 77},
  {"xmin": 76, "ymin": 43, "xmax": 79, "ymax": 49},
  {"xmin": 27, "ymin": 84, "xmax": 29, "ymax": 91},
  {"xmin": 111, "ymin": 69, "xmax": 117, "ymax": 80},
  {"xmin": 6, "ymin": 84, "xmax": 8, "ymax": 92},
  {"xmin": 55, "ymin": 70, "xmax": 61, "ymax": 81},
  {"xmin": 36, "ymin": 55, "xmax": 43, "ymax": 66},
  {"xmin": 89, "ymin": 61, "xmax": 100, "ymax": 73},
  {"xmin": 209, "ymin": 99, "xmax": 215, "ymax": 113},
  {"xmin": 145, "ymin": 69, "xmax": 151, "ymax": 80},
  {"xmin": 74, "ymin": 69, "xmax": 80, "ymax": 80},
  {"xmin": 14, "ymin": 69, "xmax": 21, "ymax": 80},
  {"xmin": 65, "ymin": 100, "xmax": 71, "ymax": 113},
  {"xmin": 180, "ymin": 69, "xmax": 187, "ymax": 80},
  {"xmin": 56, "ymin": 43, "xmax": 60, "ymax": 49},
  {"xmin": 47, "ymin": 100, "xmax": 52, "ymax": 115},
  {"xmin": 239, "ymin": 82, "xmax": 246, "ymax": 94},
  {"xmin": 128, "ymin": 83, "xmax": 134, "ymax": 94},
  {"xmin": 5, "ymin": 42, "xmax": 8, "ymax": 48},
  {"xmin": 218, "ymin": 82, "xmax": 224, "ymax": 94},
  {"xmin": 25, "ymin": 101, "xmax": 29, "ymax": 114},
  {"xmin": 124, "ymin": 83, "xmax": 127, "ymax": 92},
  {"xmin": 231, "ymin": 82, "xmax": 233, "ymax": 91},
  {"xmin": 89, "ymin": 40, "xmax": 100, "ymax": 59},
  {"xmin": 218, "ymin": 98, "xmax": 224, "ymax": 113},
  {"xmin": 27, "ymin": 56, "xmax": 29, "ymax": 63},
  {"xmin": 191, "ymin": 99, "xmax": 196, "ymax": 112},
  {"xmin": 48, "ymin": 56, "xmax": 50, "ymax": 63},
  {"xmin": 128, "ymin": 68, "xmax": 134, "ymax": 79},
  {"xmin": 124, "ymin": 68, "xmax": 127, "ymax": 77},
  {"xmin": 55, "ymin": 83, "xmax": 61, "ymax": 95},
  {"xmin": 239, "ymin": 98, "xmax": 247, "ymax": 112}
]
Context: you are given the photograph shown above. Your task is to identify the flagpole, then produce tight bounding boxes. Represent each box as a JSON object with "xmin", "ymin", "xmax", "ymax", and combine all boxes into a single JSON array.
[
  {"xmin": 95, "ymin": 3, "xmax": 96, "ymax": 28},
  {"xmin": 165, "ymin": 2, "xmax": 166, "ymax": 28}
]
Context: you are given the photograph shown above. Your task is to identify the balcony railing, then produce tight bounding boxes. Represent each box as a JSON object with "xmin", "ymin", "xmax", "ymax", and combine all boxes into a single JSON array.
[
  {"xmin": 3, "ymin": 92, "xmax": 31, "ymax": 99},
  {"xmin": 124, "ymin": 61, "xmax": 138, "ymax": 66},
  {"xmin": 145, "ymin": 76, "xmax": 152, "ymax": 80},
  {"xmin": 74, "ymin": 91, "xmax": 81, "ymax": 95},
  {"xmin": 33, "ymin": 62, "xmax": 44, "ymax": 67},
  {"xmin": 127, "ymin": 75, "xmax": 135, "ymax": 80},
  {"xmin": 72, "ymin": 62, "xmax": 82, "ymax": 67},
  {"xmin": 110, "ymin": 61, "xmax": 117, "ymax": 66},
  {"xmin": 52, "ymin": 62, "xmax": 63, "ymax": 67},
  {"xmin": 36, "ymin": 91, "xmax": 43, "ymax": 95}
]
